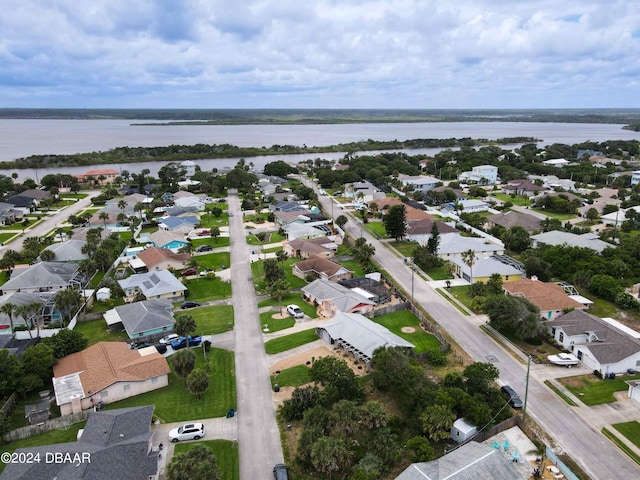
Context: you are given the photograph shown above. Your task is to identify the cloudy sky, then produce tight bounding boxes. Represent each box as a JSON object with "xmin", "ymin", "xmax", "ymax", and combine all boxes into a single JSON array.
[{"xmin": 1, "ymin": 0, "xmax": 639, "ymax": 109}]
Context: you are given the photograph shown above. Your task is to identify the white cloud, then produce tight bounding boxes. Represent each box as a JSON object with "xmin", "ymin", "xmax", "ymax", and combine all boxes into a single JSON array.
[{"xmin": 0, "ymin": 0, "xmax": 639, "ymax": 107}]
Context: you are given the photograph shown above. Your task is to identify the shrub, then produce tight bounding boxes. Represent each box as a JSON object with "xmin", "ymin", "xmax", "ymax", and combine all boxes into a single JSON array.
[{"xmin": 525, "ymin": 337, "xmax": 543, "ymax": 345}]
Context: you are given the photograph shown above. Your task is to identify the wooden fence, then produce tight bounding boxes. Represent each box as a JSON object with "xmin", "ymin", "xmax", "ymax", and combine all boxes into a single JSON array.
[{"xmin": 3, "ymin": 410, "xmax": 90, "ymax": 443}]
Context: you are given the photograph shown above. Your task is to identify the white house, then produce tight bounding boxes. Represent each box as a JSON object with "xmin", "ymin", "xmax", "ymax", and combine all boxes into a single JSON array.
[
  {"xmin": 631, "ymin": 171, "xmax": 640, "ymax": 186},
  {"xmin": 542, "ymin": 158, "xmax": 570, "ymax": 167},
  {"xmin": 434, "ymin": 233, "xmax": 504, "ymax": 262},
  {"xmin": 547, "ymin": 310, "xmax": 640, "ymax": 375},
  {"xmin": 396, "ymin": 174, "xmax": 440, "ymax": 192},
  {"xmin": 180, "ymin": 160, "xmax": 197, "ymax": 178},
  {"xmin": 458, "ymin": 165, "xmax": 498, "ymax": 185}
]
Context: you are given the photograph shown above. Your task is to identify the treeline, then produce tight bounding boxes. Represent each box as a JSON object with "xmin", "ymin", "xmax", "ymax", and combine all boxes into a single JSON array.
[{"xmin": 0, "ymin": 137, "xmax": 539, "ymax": 169}]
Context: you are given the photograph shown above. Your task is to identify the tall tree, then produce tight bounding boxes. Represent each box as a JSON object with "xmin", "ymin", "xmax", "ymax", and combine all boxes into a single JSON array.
[
  {"xmin": 98, "ymin": 211, "xmax": 109, "ymax": 227},
  {"xmin": 420, "ymin": 404, "xmax": 456, "ymax": 441},
  {"xmin": 54, "ymin": 288, "xmax": 82, "ymax": 322},
  {"xmin": 210, "ymin": 226, "xmax": 220, "ymax": 243},
  {"xmin": 175, "ymin": 315, "xmax": 197, "ymax": 348},
  {"xmin": 269, "ymin": 279, "xmax": 290, "ymax": 315},
  {"xmin": 310, "ymin": 436, "xmax": 353, "ymax": 480},
  {"xmin": 172, "ymin": 349, "xmax": 196, "ymax": 379},
  {"xmin": 43, "ymin": 329, "xmax": 88, "ymax": 358},
  {"xmin": 166, "ymin": 444, "xmax": 220, "ymax": 480},
  {"xmin": 186, "ymin": 368, "xmax": 210, "ymax": 399},
  {"xmin": 0, "ymin": 302, "xmax": 16, "ymax": 334},
  {"xmin": 335, "ymin": 215, "xmax": 348, "ymax": 229},
  {"xmin": 426, "ymin": 222, "xmax": 440, "ymax": 256},
  {"xmin": 461, "ymin": 249, "xmax": 477, "ymax": 283},
  {"xmin": 383, "ymin": 205, "xmax": 406, "ymax": 241}
]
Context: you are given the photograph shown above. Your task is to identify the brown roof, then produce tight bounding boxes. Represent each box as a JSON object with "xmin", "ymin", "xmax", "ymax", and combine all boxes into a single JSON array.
[
  {"xmin": 502, "ymin": 279, "xmax": 584, "ymax": 312},
  {"xmin": 137, "ymin": 247, "xmax": 190, "ymax": 268},
  {"xmin": 370, "ymin": 197, "xmax": 403, "ymax": 210},
  {"xmin": 294, "ymin": 255, "xmax": 350, "ymax": 277},
  {"xmin": 406, "ymin": 219, "xmax": 458, "ymax": 236},
  {"xmin": 53, "ymin": 342, "xmax": 170, "ymax": 396},
  {"xmin": 370, "ymin": 198, "xmax": 432, "ymax": 221},
  {"xmin": 486, "ymin": 211, "xmax": 542, "ymax": 232},
  {"xmin": 82, "ymin": 169, "xmax": 120, "ymax": 176}
]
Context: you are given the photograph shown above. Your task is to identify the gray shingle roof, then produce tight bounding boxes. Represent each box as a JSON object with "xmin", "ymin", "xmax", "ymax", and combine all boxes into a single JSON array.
[
  {"xmin": 530, "ymin": 230, "xmax": 615, "ymax": 253},
  {"xmin": 319, "ymin": 312, "xmax": 414, "ymax": 359},
  {"xmin": 41, "ymin": 240, "xmax": 88, "ymax": 262},
  {"xmin": 111, "ymin": 299, "xmax": 175, "ymax": 336},
  {"xmin": 0, "ymin": 406, "xmax": 158, "ymax": 480},
  {"xmin": 548, "ymin": 310, "xmax": 640, "ymax": 364},
  {"xmin": 395, "ymin": 441, "xmax": 522, "ymax": 480},
  {"xmin": 436, "ymin": 233, "xmax": 503, "ymax": 256},
  {"xmin": 2, "ymin": 262, "xmax": 82, "ymax": 292},
  {"xmin": 118, "ymin": 270, "xmax": 186, "ymax": 298}
]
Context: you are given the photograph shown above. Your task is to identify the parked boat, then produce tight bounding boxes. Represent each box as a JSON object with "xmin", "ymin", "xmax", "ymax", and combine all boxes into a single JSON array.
[{"xmin": 547, "ymin": 353, "xmax": 579, "ymax": 367}]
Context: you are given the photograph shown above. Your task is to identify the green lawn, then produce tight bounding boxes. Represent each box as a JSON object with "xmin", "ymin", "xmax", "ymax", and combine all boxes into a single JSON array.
[
  {"xmin": 389, "ymin": 241, "xmax": 419, "ymax": 258},
  {"xmin": 0, "ymin": 422, "xmax": 86, "ymax": 475},
  {"xmin": 530, "ymin": 208, "xmax": 576, "ymax": 221},
  {"xmin": 491, "ymin": 193, "xmax": 531, "ymax": 207},
  {"xmin": 106, "ymin": 348, "xmax": 236, "ymax": 422},
  {"xmin": 200, "ymin": 215, "xmax": 229, "ymax": 228},
  {"xmin": 271, "ymin": 365, "xmax": 311, "ymax": 387},
  {"xmin": 74, "ymin": 319, "xmax": 129, "ymax": 345},
  {"xmin": 251, "ymin": 258, "xmax": 308, "ymax": 293},
  {"xmin": 335, "ymin": 258, "xmax": 366, "ymax": 278},
  {"xmin": 264, "ymin": 329, "xmax": 319, "ymax": 354},
  {"xmin": 173, "ymin": 440, "xmax": 239, "ymax": 480},
  {"xmin": 246, "ymin": 231, "xmax": 285, "ymax": 245},
  {"xmin": 559, "ymin": 373, "xmax": 640, "ymax": 406},
  {"xmin": 184, "ymin": 277, "xmax": 232, "ymax": 302},
  {"xmin": 192, "ymin": 251, "xmax": 231, "ymax": 270},
  {"xmin": 372, "ymin": 310, "xmax": 441, "ymax": 353},
  {"xmin": 364, "ymin": 221, "xmax": 387, "ymax": 238},
  {"xmin": 446, "ymin": 285, "xmax": 476, "ymax": 311},
  {"xmin": 90, "ymin": 297, "xmax": 126, "ymax": 313},
  {"xmin": 612, "ymin": 421, "xmax": 640, "ymax": 449},
  {"xmin": 258, "ymin": 294, "xmax": 317, "ymax": 318},
  {"xmin": 183, "ymin": 305, "xmax": 234, "ymax": 335},
  {"xmin": 191, "ymin": 236, "xmax": 231, "ymax": 248},
  {"xmin": 425, "ymin": 265, "xmax": 454, "ymax": 280},
  {"xmin": 61, "ymin": 193, "xmax": 89, "ymax": 200},
  {"xmin": 0, "ymin": 232, "xmax": 17, "ymax": 244},
  {"xmin": 260, "ymin": 311, "xmax": 296, "ymax": 333}
]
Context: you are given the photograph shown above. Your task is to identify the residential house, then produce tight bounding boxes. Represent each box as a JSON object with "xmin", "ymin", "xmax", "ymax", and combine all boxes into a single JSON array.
[
  {"xmin": 15, "ymin": 189, "xmax": 51, "ymax": 204},
  {"xmin": 577, "ymin": 149, "xmax": 603, "ymax": 159},
  {"xmin": 0, "ymin": 406, "xmax": 160, "ymax": 480},
  {"xmin": 181, "ymin": 159, "xmax": 197, "ymax": 177},
  {"xmin": 284, "ymin": 222, "xmax": 331, "ymax": 241},
  {"xmin": 502, "ymin": 278, "xmax": 586, "ymax": 321},
  {"xmin": 344, "ymin": 180, "xmax": 385, "ymax": 203},
  {"xmin": 118, "ymin": 270, "xmax": 187, "ymax": 302},
  {"xmin": 53, "ymin": 342, "xmax": 170, "ymax": 415},
  {"xmin": 133, "ymin": 246, "xmax": 190, "ymax": 272},
  {"xmin": 178, "ymin": 179, "xmax": 201, "ymax": 189},
  {"xmin": 73, "ymin": 168, "xmax": 120, "ymax": 185},
  {"xmin": 4, "ymin": 195, "xmax": 37, "ymax": 214},
  {"xmin": 395, "ymin": 441, "xmax": 522, "ymax": 480},
  {"xmin": 338, "ymin": 276, "xmax": 393, "ymax": 305},
  {"xmin": 301, "ymin": 279, "xmax": 376, "ymax": 317},
  {"xmin": 0, "ymin": 202, "xmax": 23, "ymax": 226},
  {"xmin": 103, "ymin": 299, "xmax": 175, "ymax": 339},
  {"xmin": 458, "ymin": 165, "xmax": 499, "ymax": 185},
  {"xmin": 501, "ymin": 179, "xmax": 545, "ymax": 197},
  {"xmin": 443, "ymin": 199, "xmax": 490, "ymax": 214},
  {"xmin": 485, "ymin": 211, "xmax": 542, "ymax": 232},
  {"xmin": 628, "ymin": 381, "xmax": 640, "ymax": 404},
  {"xmin": 395, "ymin": 174, "xmax": 440, "ymax": 192},
  {"xmin": 283, "ymin": 237, "xmax": 336, "ymax": 259},
  {"xmin": 601, "ymin": 206, "xmax": 640, "ymax": 227},
  {"xmin": 0, "ymin": 291, "xmax": 58, "ymax": 331},
  {"xmin": 316, "ymin": 312, "xmax": 414, "ymax": 370},
  {"xmin": 1, "ymin": 262, "xmax": 85, "ymax": 295},
  {"xmin": 542, "ymin": 158, "xmax": 570, "ymax": 167},
  {"xmin": 406, "ymin": 219, "xmax": 458, "ymax": 243},
  {"xmin": 547, "ymin": 310, "xmax": 640, "ymax": 375},
  {"xmin": 270, "ymin": 200, "xmax": 308, "ymax": 213},
  {"xmin": 174, "ymin": 195, "xmax": 206, "ymax": 211},
  {"xmin": 433, "ymin": 233, "xmax": 504, "ymax": 262},
  {"xmin": 39, "ymin": 239, "xmax": 88, "ymax": 262},
  {"xmin": 274, "ymin": 210, "xmax": 311, "ymax": 226},
  {"xmin": 164, "ymin": 205, "xmax": 201, "ymax": 217},
  {"xmin": 529, "ymin": 174, "xmax": 576, "ymax": 192},
  {"xmin": 158, "ymin": 215, "xmax": 200, "ymax": 234},
  {"xmin": 632, "ymin": 171, "xmax": 640, "ymax": 186},
  {"xmin": 451, "ymin": 256, "xmax": 524, "ymax": 284},
  {"xmin": 530, "ymin": 230, "xmax": 615, "ymax": 253},
  {"xmin": 293, "ymin": 255, "xmax": 353, "ymax": 282},
  {"xmin": 148, "ymin": 229, "xmax": 189, "ymax": 251}
]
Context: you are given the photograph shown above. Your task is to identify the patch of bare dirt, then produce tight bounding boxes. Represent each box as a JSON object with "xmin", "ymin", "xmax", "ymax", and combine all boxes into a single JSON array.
[{"xmin": 401, "ymin": 326, "xmax": 416, "ymax": 333}]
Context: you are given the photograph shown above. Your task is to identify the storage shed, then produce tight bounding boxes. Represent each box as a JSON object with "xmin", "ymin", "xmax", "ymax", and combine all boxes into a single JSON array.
[{"xmin": 451, "ymin": 418, "xmax": 478, "ymax": 443}]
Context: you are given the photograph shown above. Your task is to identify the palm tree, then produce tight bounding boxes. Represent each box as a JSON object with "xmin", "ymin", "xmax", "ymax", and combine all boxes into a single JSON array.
[
  {"xmin": 13, "ymin": 304, "xmax": 33, "ymax": 339},
  {"xmin": 99, "ymin": 212, "xmax": 109, "ymax": 227},
  {"xmin": 174, "ymin": 315, "xmax": 197, "ymax": 349},
  {"xmin": 26, "ymin": 301, "xmax": 44, "ymax": 337},
  {"xmin": 461, "ymin": 249, "xmax": 477, "ymax": 284},
  {"xmin": 54, "ymin": 288, "xmax": 83, "ymax": 323},
  {"xmin": 118, "ymin": 199, "xmax": 127, "ymax": 214},
  {"xmin": 0, "ymin": 302, "xmax": 16, "ymax": 334},
  {"xmin": 134, "ymin": 202, "xmax": 145, "ymax": 221}
]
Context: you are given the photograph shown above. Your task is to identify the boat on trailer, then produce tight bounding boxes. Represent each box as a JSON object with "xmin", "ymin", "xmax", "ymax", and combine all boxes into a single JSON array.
[{"xmin": 547, "ymin": 353, "xmax": 579, "ymax": 367}]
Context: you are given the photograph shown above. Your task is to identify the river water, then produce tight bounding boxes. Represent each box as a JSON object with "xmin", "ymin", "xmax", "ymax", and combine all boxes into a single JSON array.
[{"xmin": 1, "ymin": 119, "xmax": 639, "ymax": 179}]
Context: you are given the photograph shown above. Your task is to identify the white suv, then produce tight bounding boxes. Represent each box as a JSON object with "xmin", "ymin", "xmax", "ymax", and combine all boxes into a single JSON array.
[
  {"xmin": 168, "ymin": 423, "xmax": 205, "ymax": 443},
  {"xmin": 286, "ymin": 305, "xmax": 304, "ymax": 319}
]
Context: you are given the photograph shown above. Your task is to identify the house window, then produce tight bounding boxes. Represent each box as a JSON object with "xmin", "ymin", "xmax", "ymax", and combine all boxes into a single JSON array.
[
  {"xmin": 101, "ymin": 391, "xmax": 108, "ymax": 398},
  {"xmin": 123, "ymin": 384, "xmax": 130, "ymax": 392},
  {"xmin": 505, "ymin": 276, "xmax": 509, "ymax": 281},
  {"xmin": 551, "ymin": 328, "xmax": 556, "ymax": 336},
  {"xmin": 151, "ymin": 377, "xmax": 158, "ymax": 384},
  {"xmin": 163, "ymin": 326, "xmax": 168, "ymax": 331},
  {"xmin": 138, "ymin": 333, "xmax": 143, "ymax": 337},
  {"xmin": 577, "ymin": 351, "xmax": 583, "ymax": 360},
  {"xmin": 559, "ymin": 332, "xmax": 564, "ymax": 343}
]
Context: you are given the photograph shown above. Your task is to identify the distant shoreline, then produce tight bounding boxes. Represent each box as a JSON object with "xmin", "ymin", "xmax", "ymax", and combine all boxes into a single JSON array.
[{"xmin": 1, "ymin": 108, "xmax": 640, "ymax": 127}]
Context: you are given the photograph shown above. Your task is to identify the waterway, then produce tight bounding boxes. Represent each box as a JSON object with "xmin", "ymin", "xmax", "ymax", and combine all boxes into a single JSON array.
[{"xmin": 2, "ymin": 120, "xmax": 639, "ymax": 179}]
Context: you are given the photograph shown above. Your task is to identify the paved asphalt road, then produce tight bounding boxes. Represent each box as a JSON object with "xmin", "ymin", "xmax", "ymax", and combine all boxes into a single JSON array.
[
  {"xmin": 228, "ymin": 190, "xmax": 284, "ymax": 480},
  {"xmin": 0, "ymin": 191, "xmax": 98, "ymax": 256},
  {"xmin": 310, "ymin": 182, "xmax": 640, "ymax": 480}
]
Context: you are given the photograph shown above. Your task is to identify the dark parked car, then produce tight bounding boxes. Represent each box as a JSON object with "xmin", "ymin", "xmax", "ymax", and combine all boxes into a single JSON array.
[
  {"xmin": 195, "ymin": 245, "xmax": 213, "ymax": 252},
  {"xmin": 180, "ymin": 268, "xmax": 197, "ymax": 276},
  {"xmin": 180, "ymin": 301, "xmax": 201, "ymax": 309},
  {"xmin": 170, "ymin": 336, "xmax": 203, "ymax": 350},
  {"xmin": 129, "ymin": 342, "xmax": 154, "ymax": 350},
  {"xmin": 154, "ymin": 343, "xmax": 167, "ymax": 354},
  {"xmin": 501, "ymin": 385, "xmax": 523, "ymax": 408},
  {"xmin": 273, "ymin": 464, "xmax": 288, "ymax": 480}
]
